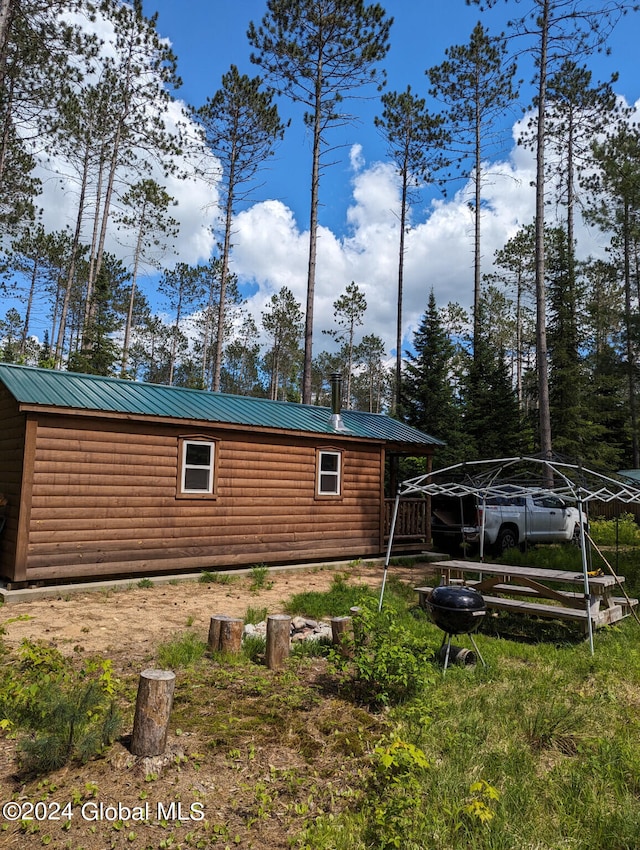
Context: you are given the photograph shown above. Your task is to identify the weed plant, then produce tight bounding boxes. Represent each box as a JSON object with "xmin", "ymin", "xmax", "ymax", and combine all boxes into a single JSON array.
[
  {"xmin": 249, "ymin": 563, "xmax": 272, "ymax": 591},
  {"xmin": 198, "ymin": 570, "xmax": 233, "ymax": 584},
  {"xmin": 244, "ymin": 605, "xmax": 268, "ymax": 625},
  {"xmin": 156, "ymin": 630, "xmax": 207, "ymax": 669}
]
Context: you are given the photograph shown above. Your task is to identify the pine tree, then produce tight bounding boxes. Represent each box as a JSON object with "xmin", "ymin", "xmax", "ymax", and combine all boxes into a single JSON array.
[
  {"xmin": 352, "ymin": 334, "xmax": 390, "ymax": 413},
  {"xmin": 584, "ymin": 123, "xmax": 640, "ymax": 466},
  {"xmin": 248, "ymin": 0, "xmax": 392, "ymax": 403},
  {"xmin": 462, "ymin": 295, "xmax": 525, "ymax": 460},
  {"xmin": 322, "ymin": 282, "xmax": 367, "ymax": 408},
  {"xmin": 428, "ymin": 22, "xmax": 518, "ymax": 357},
  {"xmin": 403, "ymin": 290, "xmax": 464, "ymax": 465},
  {"xmin": 375, "ymin": 86, "xmax": 447, "ymax": 413},
  {"xmin": 196, "ymin": 64, "xmax": 284, "ymax": 392},
  {"xmin": 159, "ymin": 263, "xmax": 205, "ymax": 386},
  {"xmin": 471, "ymin": 0, "xmax": 637, "ymax": 467},
  {"xmin": 261, "ymin": 286, "xmax": 304, "ymax": 401},
  {"xmin": 113, "ymin": 179, "xmax": 179, "ymax": 377}
]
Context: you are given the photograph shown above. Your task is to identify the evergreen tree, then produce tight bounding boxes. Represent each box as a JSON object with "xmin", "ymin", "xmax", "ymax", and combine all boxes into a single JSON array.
[
  {"xmin": 462, "ymin": 295, "xmax": 525, "ymax": 460},
  {"xmin": 375, "ymin": 86, "xmax": 447, "ymax": 412},
  {"xmin": 488, "ymin": 224, "xmax": 537, "ymax": 408},
  {"xmin": 472, "ymin": 0, "xmax": 637, "ymax": 466},
  {"xmin": 67, "ymin": 257, "xmax": 127, "ymax": 376},
  {"xmin": 402, "ymin": 290, "xmax": 464, "ymax": 465},
  {"xmin": 322, "ymin": 281, "xmax": 367, "ymax": 409},
  {"xmin": 159, "ymin": 263, "xmax": 205, "ymax": 386},
  {"xmin": 580, "ymin": 258, "xmax": 627, "ymax": 469},
  {"xmin": 427, "ymin": 22, "xmax": 518, "ymax": 357},
  {"xmin": 248, "ymin": 0, "xmax": 392, "ymax": 403},
  {"xmin": 261, "ymin": 286, "xmax": 304, "ymax": 401},
  {"xmin": 220, "ymin": 316, "xmax": 264, "ymax": 397},
  {"xmin": 196, "ymin": 64, "xmax": 285, "ymax": 392},
  {"xmin": 584, "ymin": 122, "xmax": 640, "ymax": 466},
  {"xmin": 113, "ymin": 178, "xmax": 179, "ymax": 377},
  {"xmin": 352, "ymin": 333, "xmax": 390, "ymax": 413}
]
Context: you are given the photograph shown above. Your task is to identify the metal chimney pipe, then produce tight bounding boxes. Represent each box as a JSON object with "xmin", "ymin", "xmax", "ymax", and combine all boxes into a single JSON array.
[
  {"xmin": 330, "ymin": 372, "xmax": 343, "ymax": 415},
  {"xmin": 329, "ymin": 373, "xmax": 349, "ymax": 432}
]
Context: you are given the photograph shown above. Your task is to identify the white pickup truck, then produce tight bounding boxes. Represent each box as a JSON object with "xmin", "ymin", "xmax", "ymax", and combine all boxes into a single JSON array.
[{"xmin": 432, "ymin": 492, "xmax": 586, "ymax": 554}]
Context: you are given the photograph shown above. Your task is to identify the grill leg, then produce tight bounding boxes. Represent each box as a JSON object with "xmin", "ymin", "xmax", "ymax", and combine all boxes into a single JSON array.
[
  {"xmin": 440, "ymin": 633, "xmax": 453, "ymax": 674},
  {"xmin": 468, "ymin": 634, "xmax": 486, "ymax": 667}
]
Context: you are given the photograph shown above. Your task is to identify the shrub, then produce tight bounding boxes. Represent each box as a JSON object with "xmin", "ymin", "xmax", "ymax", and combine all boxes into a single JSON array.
[
  {"xmin": 589, "ymin": 513, "xmax": 640, "ymax": 547},
  {"xmin": 330, "ymin": 601, "xmax": 434, "ymax": 709},
  {"xmin": 0, "ymin": 640, "xmax": 120, "ymax": 775}
]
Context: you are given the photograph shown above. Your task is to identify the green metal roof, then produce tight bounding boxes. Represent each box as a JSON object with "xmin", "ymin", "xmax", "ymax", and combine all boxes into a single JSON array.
[{"xmin": 0, "ymin": 363, "xmax": 443, "ymax": 447}]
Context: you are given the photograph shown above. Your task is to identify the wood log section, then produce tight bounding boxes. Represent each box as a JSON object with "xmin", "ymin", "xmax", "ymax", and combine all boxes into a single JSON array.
[
  {"xmin": 331, "ymin": 616, "xmax": 354, "ymax": 656},
  {"xmin": 130, "ymin": 669, "xmax": 176, "ymax": 757},
  {"xmin": 208, "ymin": 614, "xmax": 243, "ymax": 654},
  {"xmin": 349, "ymin": 606, "xmax": 365, "ymax": 644},
  {"xmin": 266, "ymin": 614, "xmax": 291, "ymax": 670}
]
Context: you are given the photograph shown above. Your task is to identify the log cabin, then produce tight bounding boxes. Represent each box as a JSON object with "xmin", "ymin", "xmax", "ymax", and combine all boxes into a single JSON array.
[{"xmin": 0, "ymin": 363, "xmax": 442, "ymax": 586}]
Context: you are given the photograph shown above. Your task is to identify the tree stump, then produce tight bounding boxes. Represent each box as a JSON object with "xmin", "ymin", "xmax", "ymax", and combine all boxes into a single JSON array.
[
  {"xmin": 208, "ymin": 614, "xmax": 243, "ymax": 653},
  {"xmin": 266, "ymin": 614, "xmax": 291, "ymax": 670},
  {"xmin": 130, "ymin": 669, "xmax": 176, "ymax": 757},
  {"xmin": 331, "ymin": 615, "xmax": 354, "ymax": 656},
  {"xmin": 349, "ymin": 606, "xmax": 365, "ymax": 644}
]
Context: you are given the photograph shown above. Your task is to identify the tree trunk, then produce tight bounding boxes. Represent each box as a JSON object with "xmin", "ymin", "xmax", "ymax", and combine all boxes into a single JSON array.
[
  {"xmin": 130, "ymin": 669, "xmax": 176, "ymax": 757},
  {"xmin": 331, "ymin": 615, "xmax": 354, "ymax": 656},
  {"xmin": 266, "ymin": 614, "xmax": 290, "ymax": 670},
  {"xmin": 395, "ymin": 170, "xmax": 408, "ymax": 414},
  {"xmin": 535, "ymin": 0, "xmax": 553, "ymax": 471},
  {"xmin": 208, "ymin": 614, "xmax": 243, "ymax": 654},
  {"xmin": 302, "ymin": 59, "xmax": 323, "ymax": 405}
]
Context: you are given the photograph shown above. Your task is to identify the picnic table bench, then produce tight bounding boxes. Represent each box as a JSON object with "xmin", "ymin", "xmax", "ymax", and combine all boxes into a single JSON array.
[{"xmin": 416, "ymin": 560, "xmax": 637, "ymax": 632}]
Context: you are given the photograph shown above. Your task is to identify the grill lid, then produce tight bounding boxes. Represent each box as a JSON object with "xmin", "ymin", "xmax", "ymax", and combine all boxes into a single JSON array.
[{"xmin": 430, "ymin": 585, "xmax": 485, "ymax": 611}]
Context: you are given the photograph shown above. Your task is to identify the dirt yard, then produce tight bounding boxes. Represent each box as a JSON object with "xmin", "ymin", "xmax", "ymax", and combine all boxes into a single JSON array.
[
  {"xmin": 0, "ymin": 561, "xmax": 438, "ymax": 850},
  {"xmin": 0, "ymin": 562, "xmax": 394, "ymax": 667}
]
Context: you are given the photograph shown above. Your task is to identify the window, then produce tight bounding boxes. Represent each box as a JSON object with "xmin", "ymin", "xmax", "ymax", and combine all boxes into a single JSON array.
[
  {"xmin": 179, "ymin": 439, "xmax": 215, "ymax": 496},
  {"xmin": 317, "ymin": 450, "xmax": 341, "ymax": 496}
]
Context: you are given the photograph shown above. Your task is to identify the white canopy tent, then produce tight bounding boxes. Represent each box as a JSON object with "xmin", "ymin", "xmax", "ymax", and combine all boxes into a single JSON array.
[{"xmin": 381, "ymin": 456, "xmax": 640, "ymax": 653}]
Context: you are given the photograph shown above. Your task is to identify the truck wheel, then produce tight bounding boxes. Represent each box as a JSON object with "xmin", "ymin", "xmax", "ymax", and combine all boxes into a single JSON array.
[
  {"xmin": 572, "ymin": 524, "xmax": 585, "ymax": 545},
  {"xmin": 497, "ymin": 526, "xmax": 518, "ymax": 554}
]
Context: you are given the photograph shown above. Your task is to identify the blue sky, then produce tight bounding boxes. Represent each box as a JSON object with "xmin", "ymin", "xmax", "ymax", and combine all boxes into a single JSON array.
[
  {"xmin": 144, "ymin": 0, "xmax": 639, "ymax": 233},
  {"xmin": 131, "ymin": 1, "xmax": 640, "ymax": 359},
  {"xmin": 18, "ymin": 2, "xmax": 640, "ymax": 361}
]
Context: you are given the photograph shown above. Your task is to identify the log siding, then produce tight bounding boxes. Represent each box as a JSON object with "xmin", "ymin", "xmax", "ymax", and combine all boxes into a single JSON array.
[{"xmin": 13, "ymin": 414, "xmax": 384, "ymax": 582}]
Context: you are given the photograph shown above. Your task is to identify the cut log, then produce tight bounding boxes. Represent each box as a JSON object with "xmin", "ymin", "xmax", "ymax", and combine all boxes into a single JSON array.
[
  {"xmin": 331, "ymin": 616, "xmax": 354, "ymax": 656},
  {"xmin": 266, "ymin": 614, "xmax": 291, "ymax": 670},
  {"xmin": 208, "ymin": 614, "xmax": 243, "ymax": 653},
  {"xmin": 349, "ymin": 606, "xmax": 365, "ymax": 644},
  {"xmin": 130, "ymin": 669, "xmax": 176, "ymax": 757}
]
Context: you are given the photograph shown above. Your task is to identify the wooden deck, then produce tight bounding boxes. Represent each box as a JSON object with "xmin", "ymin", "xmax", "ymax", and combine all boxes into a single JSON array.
[{"xmin": 416, "ymin": 560, "xmax": 637, "ymax": 632}]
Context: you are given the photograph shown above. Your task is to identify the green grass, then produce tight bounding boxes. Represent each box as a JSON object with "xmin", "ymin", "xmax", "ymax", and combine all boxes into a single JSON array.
[
  {"xmin": 285, "ymin": 572, "xmax": 378, "ymax": 620},
  {"xmin": 156, "ymin": 630, "xmax": 208, "ymax": 669},
  {"xmin": 286, "ymin": 553, "xmax": 640, "ymax": 850}
]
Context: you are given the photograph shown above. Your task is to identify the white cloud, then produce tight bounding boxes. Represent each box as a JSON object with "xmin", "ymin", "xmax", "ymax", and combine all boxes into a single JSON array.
[{"xmin": 225, "ymin": 141, "xmax": 540, "ymax": 357}]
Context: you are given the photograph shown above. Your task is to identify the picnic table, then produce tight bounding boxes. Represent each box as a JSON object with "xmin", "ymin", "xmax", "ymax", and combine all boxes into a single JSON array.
[{"xmin": 416, "ymin": 560, "xmax": 637, "ymax": 632}]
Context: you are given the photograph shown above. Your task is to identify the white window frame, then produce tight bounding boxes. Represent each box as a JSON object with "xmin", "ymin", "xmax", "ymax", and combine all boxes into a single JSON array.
[
  {"xmin": 317, "ymin": 449, "xmax": 342, "ymax": 497},
  {"xmin": 179, "ymin": 439, "xmax": 216, "ymax": 497}
]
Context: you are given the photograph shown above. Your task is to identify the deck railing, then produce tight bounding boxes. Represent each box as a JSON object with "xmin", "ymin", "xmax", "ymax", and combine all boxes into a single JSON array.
[{"xmin": 384, "ymin": 497, "xmax": 429, "ymax": 542}]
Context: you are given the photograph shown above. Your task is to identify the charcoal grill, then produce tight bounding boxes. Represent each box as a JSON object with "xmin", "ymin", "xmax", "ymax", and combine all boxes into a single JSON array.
[{"xmin": 427, "ymin": 585, "xmax": 487, "ymax": 673}]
